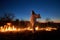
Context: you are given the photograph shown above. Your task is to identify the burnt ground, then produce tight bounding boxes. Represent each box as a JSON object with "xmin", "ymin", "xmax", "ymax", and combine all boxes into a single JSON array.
[
  {"xmin": 0, "ymin": 30, "xmax": 60, "ymax": 40},
  {"xmin": 0, "ymin": 22, "xmax": 60, "ymax": 40}
]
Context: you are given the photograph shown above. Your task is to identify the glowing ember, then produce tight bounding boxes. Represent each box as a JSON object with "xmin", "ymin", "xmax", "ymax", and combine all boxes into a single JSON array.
[{"xmin": 0, "ymin": 23, "xmax": 57, "ymax": 32}]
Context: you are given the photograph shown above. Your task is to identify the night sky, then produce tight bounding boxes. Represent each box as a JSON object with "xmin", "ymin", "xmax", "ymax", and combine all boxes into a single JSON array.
[{"xmin": 0, "ymin": 0, "xmax": 60, "ymax": 22}]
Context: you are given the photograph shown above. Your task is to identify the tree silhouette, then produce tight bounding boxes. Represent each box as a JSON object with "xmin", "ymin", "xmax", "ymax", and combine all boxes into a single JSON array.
[
  {"xmin": 0, "ymin": 13, "xmax": 15, "ymax": 26},
  {"xmin": 3, "ymin": 13, "xmax": 15, "ymax": 21},
  {"xmin": 45, "ymin": 18, "xmax": 54, "ymax": 27}
]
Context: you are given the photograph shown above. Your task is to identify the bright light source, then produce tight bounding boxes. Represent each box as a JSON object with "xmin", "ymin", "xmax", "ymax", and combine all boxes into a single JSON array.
[{"xmin": 0, "ymin": 23, "xmax": 57, "ymax": 32}]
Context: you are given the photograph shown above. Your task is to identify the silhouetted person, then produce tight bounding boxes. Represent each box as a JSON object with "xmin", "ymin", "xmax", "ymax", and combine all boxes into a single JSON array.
[{"xmin": 30, "ymin": 10, "xmax": 41, "ymax": 33}]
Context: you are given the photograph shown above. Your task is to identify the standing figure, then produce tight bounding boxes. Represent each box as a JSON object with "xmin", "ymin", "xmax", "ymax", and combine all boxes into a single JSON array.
[{"xmin": 30, "ymin": 10, "xmax": 41, "ymax": 33}]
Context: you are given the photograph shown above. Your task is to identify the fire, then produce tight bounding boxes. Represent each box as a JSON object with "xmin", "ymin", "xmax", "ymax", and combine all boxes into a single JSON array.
[
  {"xmin": 0, "ymin": 23, "xmax": 57, "ymax": 32},
  {"xmin": 45, "ymin": 27, "xmax": 57, "ymax": 31},
  {"xmin": 0, "ymin": 23, "xmax": 19, "ymax": 32},
  {"xmin": 35, "ymin": 26, "xmax": 40, "ymax": 31},
  {"xmin": 27, "ymin": 27, "xmax": 33, "ymax": 31},
  {"xmin": 35, "ymin": 27, "xmax": 57, "ymax": 31}
]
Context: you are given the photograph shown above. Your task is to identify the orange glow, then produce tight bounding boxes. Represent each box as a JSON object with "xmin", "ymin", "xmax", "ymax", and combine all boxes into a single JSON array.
[
  {"xmin": 0, "ymin": 23, "xmax": 57, "ymax": 32},
  {"xmin": 0, "ymin": 23, "xmax": 19, "ymax": 32},
  {"xmin": 35, "ymin": 27, "xmax": 57, "ymax": 31},
  {"xmin": 35, "ymin": 26, "xmax": 40, "ymax": 31},
  {"xmin": 45, "ymin": 27, "xmax": 57, "ymax": 31},
  {"xmin": 27, "ymin": 27, "xmax": 33, "ymax": 31}
]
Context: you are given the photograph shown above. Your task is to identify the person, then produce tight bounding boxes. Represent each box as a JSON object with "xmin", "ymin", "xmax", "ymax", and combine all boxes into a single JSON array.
[{"xmin": 30, "ymin": 10, "xmax": 41, "ymax": 33}]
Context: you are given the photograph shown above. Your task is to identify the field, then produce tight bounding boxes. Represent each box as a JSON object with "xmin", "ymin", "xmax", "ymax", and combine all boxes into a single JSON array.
[
  {"xmin": 0, "ymin": 22, "xmax": 60, "ymax": 40},
  {"xmin": 0, "ymin": 29, "xmax": 60, "ymax": 40}
]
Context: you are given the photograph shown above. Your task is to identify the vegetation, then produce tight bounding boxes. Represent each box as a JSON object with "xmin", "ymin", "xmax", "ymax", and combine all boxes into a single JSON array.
[{"xmin": 0, "ymin": 13, "xmax": 59, "ymax": 28}]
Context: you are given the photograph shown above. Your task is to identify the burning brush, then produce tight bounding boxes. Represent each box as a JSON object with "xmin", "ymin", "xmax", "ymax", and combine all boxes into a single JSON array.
[{"xmin": 0, "ymin": 23, "xmax": 57, "ymax": 32}]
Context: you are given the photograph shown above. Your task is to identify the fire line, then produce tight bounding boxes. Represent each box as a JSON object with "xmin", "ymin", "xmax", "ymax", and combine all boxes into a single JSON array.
[{"xmin": 0, "ymin": 23, "xmax": 57, "ymax": 32}]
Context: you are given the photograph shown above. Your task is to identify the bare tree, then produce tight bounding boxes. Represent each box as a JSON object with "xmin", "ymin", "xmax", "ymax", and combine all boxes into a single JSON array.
[
  {"xmin": 4, "ymin": 13, "xmax": 15, "ymax": 21},
  {"xmin": 46, "ymin": 18, "xmax": 51, "ymax": 22},
  {"xmin": 0, "ymin": 13, "xmax": 15, "ymax": 23},
  {"xmin": 45, "ymin": 18, "xmax": 54, "ymax": 27}
]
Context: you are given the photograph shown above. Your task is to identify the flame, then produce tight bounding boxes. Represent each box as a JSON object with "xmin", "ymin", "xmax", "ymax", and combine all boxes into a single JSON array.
[
  {"xmin": 45, "ymin": 27, "xmax": 57, "ymax": 31},
  {"xmin": 0, "ymin": 23, "xmax": 57, "ymax": 32},
  {"xmin": 27, "ymin": 27, "xmax": 33, "ymax": 31},
  {"xmin": 0, "ymin": 23, "xmax": 19, "ymax": 32}
]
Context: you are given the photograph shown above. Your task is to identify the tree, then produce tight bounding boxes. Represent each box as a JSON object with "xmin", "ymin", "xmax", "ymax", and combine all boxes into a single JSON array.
[
  {"xmin": 45, "ymin": 18, "xmax": 53, "ymax": 22},
  {"xmin": 3, "ymin": 13, "xmax": 15, "ymax": 21},
  {"xmin": 45, "ymin": 18, "xmax": 54, "ymax": 26},
  {"xmin": 0, "ymin": 13, "xmax": 15, "ymax": 23}
]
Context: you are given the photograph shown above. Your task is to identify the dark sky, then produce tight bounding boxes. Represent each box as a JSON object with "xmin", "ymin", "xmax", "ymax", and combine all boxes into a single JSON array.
[{"xmin": 0, "ymin": 0, "xmax": 60, "ymax": 22}]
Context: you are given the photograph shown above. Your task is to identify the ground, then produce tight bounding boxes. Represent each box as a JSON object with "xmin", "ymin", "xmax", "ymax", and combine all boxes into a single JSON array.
[{"xmin": 0, "ymin": 30, "xmax": 60, "ymax": 40}]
